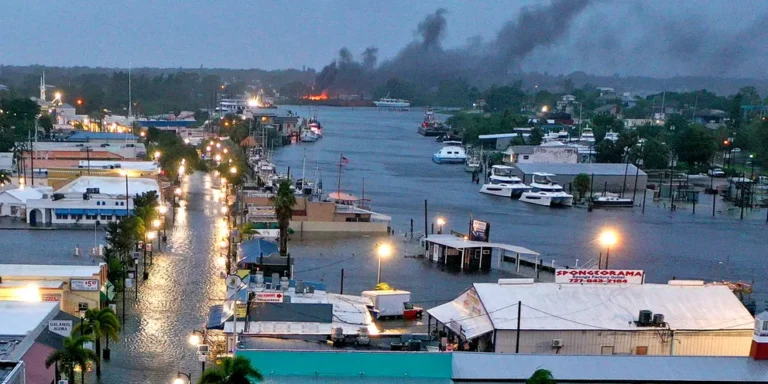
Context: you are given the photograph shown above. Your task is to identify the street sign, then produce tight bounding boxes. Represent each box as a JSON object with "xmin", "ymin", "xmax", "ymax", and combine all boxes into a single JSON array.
[
  {"xmin": 253, "ymin": 292, "xmax": 284, "ymax": 303},
  {"xmin": 49, "ymin": 320, "xmax": 72, "ymax": 337},
  {"xmin": 70, "ymin": 279, "xmax": 99, "ymax": 291},
  {"xmin": 198, "ymin": 354, "xmax": 207, "ymax": 362}
]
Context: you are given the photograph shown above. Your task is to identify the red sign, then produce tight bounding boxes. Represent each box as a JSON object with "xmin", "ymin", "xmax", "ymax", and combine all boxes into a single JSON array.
[
  {"xmin": 555, "ymin": 269, "xmax": 644, "ymax": 284},
  {"xmin": 253, "ymin": 292, "xmax": 284, "ymax": 303}
]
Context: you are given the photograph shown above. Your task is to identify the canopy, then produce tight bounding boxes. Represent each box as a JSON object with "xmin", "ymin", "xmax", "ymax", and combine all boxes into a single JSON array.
[{"xmin": 238, "ymin": 239, "xmax": 280, "ymax": 264}]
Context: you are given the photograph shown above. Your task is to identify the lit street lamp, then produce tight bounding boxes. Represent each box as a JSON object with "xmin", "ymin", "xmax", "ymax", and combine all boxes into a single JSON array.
[
  {"xmin": 188, "ymin": 329, "xmax": 208, "ymax": 372},
  {"xmin": 436, "ymin": 217, "xmax": 446, "ymax": 234},
  {"xmin": 154, "ymin": 151, "xmax": 161, "ymax": 160},
  {"xmin": 172, "ymin": 371, "xmax": 192, "ymax": 384},
  {"xmin": 376, "ymin": 243, "xmax": 392, "ymax": 284},
  {"xmin": 598, "ymin": 230, "xmax": 618, "ymax": 269},
  {"xmin": 229, "ymin": 166, "xmax": 237, "ymax": 175}
]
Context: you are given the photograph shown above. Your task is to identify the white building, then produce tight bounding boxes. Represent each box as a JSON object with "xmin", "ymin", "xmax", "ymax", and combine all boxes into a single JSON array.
[
  {"xmin": 0, "ymin": 187, "xmax": 50, "ymax": 218},
  {"xmin": 56, "ymin": 175, "xmax": 160, "ymax": 196},
  {"xmin": 428, "ymin": 279, "xmax": 753, "ymax": 356},
  {"xmin": 503, "ymin": 145, "xmax": 578, "ymax": 164},
  {"xmin": 26, "ymin": 193, "xmax": 134, "ymax": 226}
]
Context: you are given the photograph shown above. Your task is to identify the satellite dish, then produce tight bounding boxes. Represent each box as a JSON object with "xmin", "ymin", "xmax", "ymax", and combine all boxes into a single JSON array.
[{"xmin": 225, "ymin": 274, "xmax": 242, "ymax": 289}]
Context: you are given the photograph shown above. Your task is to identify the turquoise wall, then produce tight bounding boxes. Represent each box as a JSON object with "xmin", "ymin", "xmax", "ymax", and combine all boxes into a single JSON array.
[{"xmin": 236, "ymin": 350, "xmax": 452, "ymax": 379}]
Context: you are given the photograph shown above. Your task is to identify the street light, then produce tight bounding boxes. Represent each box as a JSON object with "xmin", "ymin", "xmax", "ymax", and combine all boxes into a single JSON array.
[
  {"xmin": 376, "ymin": 243, "xmax": 392, "ymax": 284},
  {"xmin": 215, "ymin": 154, "xmax": 222, "ymax": 162},
  {"xmin": 223, "ymin": 148, "xmax": 229, "ymax": 154},
  {"xmin": 175, "ymin": 187, "xmax": 182, "ymax": 196},
  {"xmin": 158, "ymin": 205, "xmax": 168, "ymax": 215},
  {"xmin": 154, "ymin": 151, "xmax": 161, "ymax": 160},
  {"xmin": 436, "ymin": 217, "xmax": 446, "ymax": 234},
  {"xmin": 221, "ymin": 206, "xmax": 228, "ymax": 214},
  {"xmin": 598, "ymin": 230, "xmax": 618, "ymax": 269},
  {"xmin": 230, "ymin": 166, "xmax": 237, "ymax": 174},
  {"xmin": 173, "ymin": 371, "xmax": 192, "ymax": 384}
]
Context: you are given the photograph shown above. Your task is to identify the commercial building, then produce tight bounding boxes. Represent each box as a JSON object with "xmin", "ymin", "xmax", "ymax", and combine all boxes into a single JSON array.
[
  {"xmin": 423, "ymin": 234, "xmax": 542, "ymax": 274},
  {"xmin": 0, "ymin": 361, "xmax": 25, "ymax": 384},
  {"xmin": 66, "ymin": 131, "xmax": 138, "ymax": 144},
  {"xmin": 0, "ymin": 187, "xmax": 50, "ymax": 218},
  {"xmin": 502, "ymin": 145, "xmax": 578, "ymax": 164},
  {"xmin": 0, "ymin": 263, "xmax": 109, "ymax": 315},
  {"xmin": 25, "ymin": 192, "xmax": 134, "ymax": 226},
  {"xmin": 428, "ymin": 279, "xmax": 753, "ymax": 356},
  {"xmin": 512, "ymin": 163, "xmax": 648, "ymax": 193}
]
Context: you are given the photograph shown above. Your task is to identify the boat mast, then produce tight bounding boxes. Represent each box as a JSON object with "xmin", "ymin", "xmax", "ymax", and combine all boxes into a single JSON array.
[
  {"xmin": 337, "ymin": 153, "xmax": 343, "ymax": 199},
  {"xmin": 301, "ymin": 148, "xmax": 306, "ymax": 185}
]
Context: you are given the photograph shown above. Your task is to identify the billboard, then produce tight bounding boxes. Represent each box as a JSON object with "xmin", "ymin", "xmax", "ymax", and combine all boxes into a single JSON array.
[
  {"xmin": 70, "ymin": 279, "xmax": 99, "ymax": 291},
  {"xmin": 470, "ymin": 220, "xmax": 490, "ymax": 242},
  {"xmin": 555, "ymin": 269, "xmax": 644, "ymax": 284}
]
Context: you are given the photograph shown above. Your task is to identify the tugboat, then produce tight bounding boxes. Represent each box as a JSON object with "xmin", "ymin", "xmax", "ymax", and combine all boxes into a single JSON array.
[{"xmin": 418, "ymin": 108, "xmax": 449, "ymax": 137}]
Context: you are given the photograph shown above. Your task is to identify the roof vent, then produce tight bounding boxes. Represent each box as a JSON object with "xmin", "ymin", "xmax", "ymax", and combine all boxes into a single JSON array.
[
  {"xmin": 498, "ymin": 278, "xmax": 534, "ymax": 285},
  {"xmin": 638, "ymin": 310, "xmax": 653, "ymax": 326},
  {"xmin": 667, "ymin": 280, "xmax": 705, "ymax": 286}
]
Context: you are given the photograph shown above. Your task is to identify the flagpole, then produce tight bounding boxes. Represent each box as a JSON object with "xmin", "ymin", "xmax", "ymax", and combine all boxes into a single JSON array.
[{"xmin": 337, "ymin": 153, "xmax": 342, "ymax": 200}]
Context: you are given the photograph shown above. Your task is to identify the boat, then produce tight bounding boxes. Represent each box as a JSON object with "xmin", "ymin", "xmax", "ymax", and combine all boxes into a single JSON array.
[
  {"xmin": 464, "ymin": 155, "xmax": 481, "ymax": 173},
  {"xmin": 479, "ymin": 165, "xmax": 530, "ymax": 198},
  {"xmin": 432, "ymin": 141, "xmax": 467, "ymax": 164},
  {"xmin": 300, "ymin": 130, "xmax": 319, "ymax": 142},
  {"xmin": 519, "ymin": 172, "xmax": 573, "ymax": 207},
  {"xmin": 373, "ymin": 94, "xmax": 410, "ymax": 109},
  {"xmin": 592, "ymin": 193, "xmax": 633, "ymax": 207},
  {"xmin": 418, "ymin": 108, "xmax": 449, "ymax": 136},
  {"xmin": 604, "ymin": 130, "xmax": 619, "ymax": 142},
  {"xmin": 578, "ymin": 127, "xmax": 596, "ymax": 143}
]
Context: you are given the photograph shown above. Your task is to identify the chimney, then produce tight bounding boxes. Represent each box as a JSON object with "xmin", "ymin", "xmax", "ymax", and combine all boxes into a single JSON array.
[{"xmin": 750, "ymin": 311, "xmax": 768, "ymax": 360}]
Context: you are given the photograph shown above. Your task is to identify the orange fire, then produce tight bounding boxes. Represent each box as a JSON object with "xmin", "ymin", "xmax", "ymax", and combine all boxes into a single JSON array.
[{"xmin": 302, "ymin": 90, "xmax": 329, "ymax": 101}]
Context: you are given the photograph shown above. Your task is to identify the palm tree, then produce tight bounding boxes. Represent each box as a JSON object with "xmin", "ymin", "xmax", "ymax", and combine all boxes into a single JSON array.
[
  {"xmin": 198, "ymin": 356, "xmax": 263, "ymax": 384},
  {"xmin": 0, "ymin": 170, "xmax": 10, "ymax": 186},
  {"xmin": 45, "ymin": 335, "xmax": 99, "ymax": 383},
  {"xmin": 527, "ymin": 368, "xmax": 556, "ymax": 384},
  {"xmin": 270, "ymin": 180, "xmax": 296, "ymax": 256},
  {"xmin": 73, "ymin": 308, "xmax": 121, "ymax": 377}
]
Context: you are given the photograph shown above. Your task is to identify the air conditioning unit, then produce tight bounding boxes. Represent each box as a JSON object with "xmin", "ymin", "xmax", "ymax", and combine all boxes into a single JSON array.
[{"xmin": 552, "ymin": 339, "xmax": 564, "ymax": 348}]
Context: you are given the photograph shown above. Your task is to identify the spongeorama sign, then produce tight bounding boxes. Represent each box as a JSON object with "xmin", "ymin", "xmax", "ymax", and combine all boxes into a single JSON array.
[{"xmin": 555, "ymin": 269, "xmax": 644, "ymax": 284}]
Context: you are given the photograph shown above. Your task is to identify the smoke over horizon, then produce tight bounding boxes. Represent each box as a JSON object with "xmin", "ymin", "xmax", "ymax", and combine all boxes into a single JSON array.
[{"xmin": 311, "ymin": 0, "xmax": 768, "ymax": 94}]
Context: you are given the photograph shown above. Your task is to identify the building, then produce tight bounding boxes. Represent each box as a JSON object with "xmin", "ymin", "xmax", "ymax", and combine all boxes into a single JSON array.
[
  {"xmin": 66, "ymin": 131, "xmax": 138, "ymax": 145},
  {"xmin": 695, "ymin": 109, "xmax": 728, "ymax": 129},
  {"xmin": 0, "ymin": 187, "xmax": 49, "ymax": 218},
  {"xmin": 624, "ymin": 118, "xmax": 654, "ymax": 128},
  {"xmin": 273, "ymin": 116, "xmax": 300, "ymax": 136},
  {"xmin": 0, "ymin": 361, "xmax": 25, "ymax": 384},
  {"xmin": 26, "ymin": 192, "xmax": 134, "ymax": 226},
  {"xmin": 0, "ymin": 263, "xmax": 109, "ymax": 315},
  {"xmin": 503, "ymin": 145, "xmax": 578, "ymax": 164},
  {"xmin": 423, "ymin": 234, "xmax": 542, "ymax": 274},
  {"xmin": 512, "ymin": 163, "xmax": 648, "ymax": 192},
  {"xmin": 428, "ymin": 279, "xmax": 753, "ymax": 356},
  {"xmin": 19, "ymin": 310, "xmax": 78, "ymax": 384},
  {"xmin": 594, "ymin": 104, "xmax": 619, "ymax": 116},
  {"xmin": 478, "ymin": 131, "xmax": 530, "ymax": 150}
]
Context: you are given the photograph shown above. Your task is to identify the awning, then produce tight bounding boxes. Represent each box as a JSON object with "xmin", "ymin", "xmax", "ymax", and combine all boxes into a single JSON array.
[
  {"xmin": 85, "ymin": 209, "xmax": 99, "ymax": 215},
  {"xmin": 54, "ymin": 209, "xmax": 70, "ymax": 214},
  {"xmin": 100, "ymin": 209, "xmax": 115, "ymax": 215},
  {"xmin": 237, "ymin": 239, "xmax": 280, "ymax": 264},
  {"xmin": 206, "ymin": 304, "xmax": 226, "ymax": 330},
  {"xmin": 69, "ymin": 209, "xmax": 85, "ymax": 215},
  {"xmin": 113, "ymin": 210, "xmax": 132, "ymax": 217},
  {"xmin": 100, "ymin": 280, "xmax": 115, "ymax": 302}
]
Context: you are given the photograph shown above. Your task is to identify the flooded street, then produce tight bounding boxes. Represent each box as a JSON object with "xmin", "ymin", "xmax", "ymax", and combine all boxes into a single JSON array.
[{"xmin": 0, "ymin": 107, "xmax": 767, "ymax": 382}]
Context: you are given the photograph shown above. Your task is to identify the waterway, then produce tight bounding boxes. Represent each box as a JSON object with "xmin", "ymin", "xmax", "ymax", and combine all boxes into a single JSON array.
[{"xmin": 1, "ymin": 106, "xmax": 767, "ymax": 382}]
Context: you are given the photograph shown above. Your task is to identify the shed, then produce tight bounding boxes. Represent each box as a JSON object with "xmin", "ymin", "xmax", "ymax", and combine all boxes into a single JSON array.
[{"xmin": 423, "ymin": 234, "xmax": 541, "ymax": 273}]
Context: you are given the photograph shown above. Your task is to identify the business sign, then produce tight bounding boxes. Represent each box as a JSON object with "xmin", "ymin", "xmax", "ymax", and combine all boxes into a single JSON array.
[
  {"xmin": 470, "ymin": 220, "xmax": 490, "ymax": 242},
  {"xmin": 70, "ymin": 279, "xmax": 99, "ymax": 291},
  {"xmin": 42, "ymin": 293, "xmax": 62, "ymax": 302},
  {"xmin": 49, "ymin": 320, "xmax": 72, "ymax": 337},
  {"xmin": 253, "ymin": 292, "xmax": 284, "ymax": 303},
  {"xmin": 236, "ymin": 303, "xmax": 247, "ymax": 319},
  {"xmin": 555, "ymin": 269, "xmax": 645, "ymax": 284}
]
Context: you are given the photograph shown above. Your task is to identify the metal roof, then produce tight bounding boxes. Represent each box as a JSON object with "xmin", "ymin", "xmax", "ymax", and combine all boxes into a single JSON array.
[
  {"xmin": 430, "ymin": 282, "xmax": 754, "ymax": 334},
  {"xmin": 0, "ymin": 263, "xmax": 102, "ymax": 278},
  {"xmin": 0, "ymin": 301, "xmax": 58, "ymax": 336},
  {"xmin": 67, "ymin": 132, "xmax": 137, "ymax": 141},
  {"xmin": 515, "ymin": 162, "xmax": 647, "ymax": 176},
  {"xmin": 452, "ymin": 353, "xmax": 768, "ymax": 383},
  {"xmin": 424, "ymin": 235, "xmax": 539, "ymax": 255},
  {"xmin": 56, "ymin": 176, "xmax": 160, "ymax": 196}
]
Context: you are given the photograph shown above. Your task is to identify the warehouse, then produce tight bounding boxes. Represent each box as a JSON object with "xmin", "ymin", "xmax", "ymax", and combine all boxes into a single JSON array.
[
  {"xmin": 427, "ymin": 279, "xmax": 754, "ymax": 356},
  {"xmin": 512, "ymin": 163, "xmax": 647, "ymax": 193}
]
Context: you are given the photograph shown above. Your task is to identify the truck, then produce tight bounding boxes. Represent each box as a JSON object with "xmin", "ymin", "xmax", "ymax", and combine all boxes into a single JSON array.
[{"xmin": 361, "ymin": 290, "xmax": 423, "ymax": 320}]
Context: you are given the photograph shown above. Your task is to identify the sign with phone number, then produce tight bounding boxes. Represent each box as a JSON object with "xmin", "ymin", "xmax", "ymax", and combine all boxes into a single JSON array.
[{"xmin": 555, "ymin": 269, "xmax": 644, "ymax": 285}]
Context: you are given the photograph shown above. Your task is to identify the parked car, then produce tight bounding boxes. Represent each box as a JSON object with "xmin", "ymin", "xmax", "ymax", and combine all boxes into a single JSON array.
[{"xmin": 708, "ymin": 168, "xmax": 725, "ymax": 177}]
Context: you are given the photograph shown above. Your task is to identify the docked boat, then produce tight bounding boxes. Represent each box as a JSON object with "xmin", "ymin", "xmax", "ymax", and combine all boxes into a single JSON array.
[
  {"xmin": 373, "ymin": 95, "xmax": 410, "ymax": 109},
  {"xmin": 578, "ymin": 127, "xmax": 596, "ymax": 143},
  {"xmin": 519, "ymin": 172, "xmax": 573, "ymax": 207},
  {"xmin": 604, "ymin": 130, "xmax": 619, "ymax": 142},
  {"xmin": 418, "ymin": 108, "xmax": 449, "ymax": 136},
  {"xmin": 432, "ymin": 141, "xmax": 467, "ymax": 164},
  {"xmin": 479, "ymin": 165, "xmax": 530, "ymax": 198},
  {"xmin": 464, "ymin": 155, "xmax": 481, "ymax": 173},
  {"xmin": 300, "ymin": 129, "xmax": 319, "ymax": 142},
  {"xmin": 592, "ymin": 193, "xmax": 633, "ymax": 207}
]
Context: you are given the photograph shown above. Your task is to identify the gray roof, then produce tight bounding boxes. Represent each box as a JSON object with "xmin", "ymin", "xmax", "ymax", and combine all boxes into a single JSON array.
[
  {"xmin": 507, "ymin": 145, "xmax": 537, "ymax": 155},
  {"xmin": 452, "ymin": 353, "xmax": 768, "ymax": 383},
  {"xmin": 35, "ymin": 310, "xmax": 78, "ymax": 349},
  {"xmin": 515, "ymin": 162, "xmax": 646, "ymax": 177}
]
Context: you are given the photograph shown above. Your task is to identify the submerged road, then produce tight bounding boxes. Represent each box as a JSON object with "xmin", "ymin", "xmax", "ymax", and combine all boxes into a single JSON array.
[{"xmin": 96, "ymin": 172, "xmax": 226, "ymax": 384}]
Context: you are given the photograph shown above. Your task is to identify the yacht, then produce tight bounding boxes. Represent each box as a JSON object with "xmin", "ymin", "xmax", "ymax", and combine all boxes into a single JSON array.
[
  {"xmin": 604, "ymin": 130, "xmax": 619, "ymax": 142},
  {"xmin": 479, "ymin": 165, "xmax": 530, "ymax": 198},
  {"xmin": 464, "ymin": 155, "xmax": 481, "ymax": 173},
  {"xmin": 519, "ymin": 172, "xmax": 573, "ymax": 207},
  {"xmin": 373, "ymin": 95, "xmax": 410, "ymax": 109},
  {"xmin": 579, "ymin": 128, "xmax": 596, "ymax": 143},
  {"xmin": 432, "ymin": 141, "xmax": 467, "ymax": 164}
]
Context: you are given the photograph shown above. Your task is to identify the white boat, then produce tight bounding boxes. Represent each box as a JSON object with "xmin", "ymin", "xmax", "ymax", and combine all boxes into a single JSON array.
[
  {"xmin": 519, "ymin": 172, "xmax": 573, "ymax": 207},
  {"xmin": 604, "ymin": 130, "xmax": 619, "ymax": 142},
  {"xmin": 373, "ymin": 95, "xmax": 410, "ymax": 108},
  {"xmin": 592, "ymin": 193, "xmax": 633, "ymax": 207},
  {"xmin": 464, "ymin": 156, "xmax": 481, "ymax": 172},
  {"xmin": 432, "ymin": 141, "xmax": 467, "ymax": 164},
  {"xmin": 579, "ymin": 127, "xmax": 595, "ymax": 143},
  {"xmin": 479, "ymin": 165, "xmax": 530, "ymax": 198},
  {"xmin": 300, "ymin": 130, "xmax": 319, "ymax": 142}
]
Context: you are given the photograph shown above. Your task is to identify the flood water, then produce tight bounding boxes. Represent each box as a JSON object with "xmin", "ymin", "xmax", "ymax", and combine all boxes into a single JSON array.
[{"xmin": 1, "ymin": 106, "xmax": 767, "ymax": 382}]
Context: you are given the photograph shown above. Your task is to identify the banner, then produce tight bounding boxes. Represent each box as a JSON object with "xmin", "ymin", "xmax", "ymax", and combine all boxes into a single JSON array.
[
  {"xmin": 70, "ymin": 279, "xmax": 99, "ymax": 291},
  {"xmin": 470, "ymin": 219, "xmax": 490, "ymax": 242},
  {"xmin": 555, "ymin": 269, "xmax": 644, "ymax": 284}
]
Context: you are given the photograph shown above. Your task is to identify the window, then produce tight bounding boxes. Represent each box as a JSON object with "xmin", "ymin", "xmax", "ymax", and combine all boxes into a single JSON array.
[
  {"xmin": 763, "ymin": 321, "xmax": 768, "ymax": 331},
  {"xmin": 10, "ymin": 206, "xmax": 18, "ymax": 215},
  {"xmin": 56, "ymin": 214, "xmax": 67, "ymax": 220},
  {"xmin": 523, "ymin": 155, "xmax": 529, "ymax": 160},
  {"xmin": 100, "ymin": 215, "xmax": 112, "ymax": 220},
  {"xmin": 78, "ymin": 302, "xmax": 89, "ymax": 312},
  {"xmin": 601, "ymin": 346, "xmax": 614, "ymax": 355},
  {"xmin": 635, "ymin": 346, "xmax": 648, "ymax": 355},
  {"xmin": 73, "ymin": 214, "xmax": 83, "ymax": 220},
  {"xmin": 115, "ymin": 202, "xmax": 119, "ymax": 206}
]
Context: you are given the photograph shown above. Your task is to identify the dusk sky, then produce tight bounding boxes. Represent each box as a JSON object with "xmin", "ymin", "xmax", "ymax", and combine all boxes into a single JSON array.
[{"xmin": 1, "ymin": 0, "xmax": 767, "ymax": 78}]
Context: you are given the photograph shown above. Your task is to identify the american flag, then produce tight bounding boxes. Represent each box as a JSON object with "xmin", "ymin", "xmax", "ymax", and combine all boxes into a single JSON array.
[{"xmin": 341, "ymin": 156, "xmax": 349, "ymax": 165}]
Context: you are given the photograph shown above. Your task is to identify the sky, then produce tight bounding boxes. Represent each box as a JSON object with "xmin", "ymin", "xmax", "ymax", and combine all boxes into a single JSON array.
[{"xmin": 1, "ymin": 0, "xmax": 767, "ymax": 78}]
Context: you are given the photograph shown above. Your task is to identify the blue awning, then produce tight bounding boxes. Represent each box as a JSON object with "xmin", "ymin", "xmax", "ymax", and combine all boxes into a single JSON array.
[
  {"xmin": 69, "ymin": 209, "xmax": 85, "ymax": 215},
  {"xmin": 206, "ymin": 304, "xmax": 226, "ymax": 330},
  {"xmin": 85, "ymin": 209, "xmax": 99, "ymax": 215},
  {"xmin": 54, "ymin": 209, "xmax": 70, "ymax": 214},
  {"xmin": 237, "ymin": 239, "xmax": 280, "ymax": 264},
  {"xmin": 113, "ymin": 210, "xmax": 132, "ymax": 217},
  {"xmin": 100, "ymin": 209, "xmax": 115, "ymax": 216}
]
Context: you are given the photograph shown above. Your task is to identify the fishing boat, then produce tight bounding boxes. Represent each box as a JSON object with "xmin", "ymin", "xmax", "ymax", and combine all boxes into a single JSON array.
[
  {"xmin": 432, "ymin": 141, "xmax": 467, "ymax": 164},
  {"xmin": 519, "ymin": 172, "xmax": 573, "ymax": 207},
  {"xmin": 464, "ymin": 155, "xmax": 481, "ymax": 173},
  {"xmin": 479, "ymin": 165, "xmax": 530, "ymax": 198}
]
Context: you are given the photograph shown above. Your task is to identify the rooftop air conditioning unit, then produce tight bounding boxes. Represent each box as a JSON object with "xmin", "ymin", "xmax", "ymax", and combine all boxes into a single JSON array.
[
  {"xmin": 552, "ymin": 339, "xmax": 563, "ymax": 348},
  {"xmin": 638, "ymin": 310, "xmax": 653, "ymax": 326}
]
